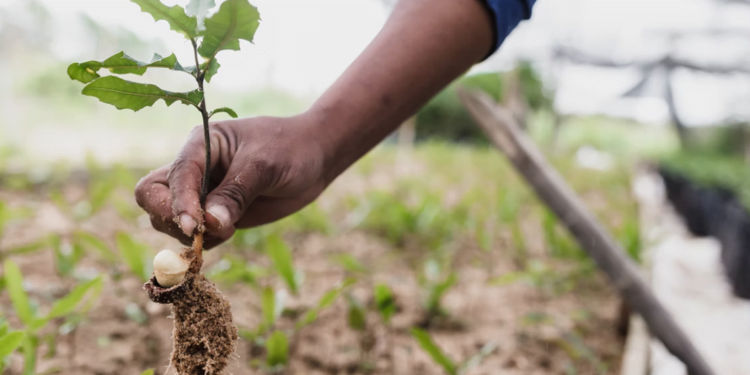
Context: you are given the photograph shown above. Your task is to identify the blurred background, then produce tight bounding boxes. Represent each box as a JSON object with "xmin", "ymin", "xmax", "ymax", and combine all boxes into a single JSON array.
[{"xmin": 0, "ymin": 0, "xmax": 748, "ymax": 374}]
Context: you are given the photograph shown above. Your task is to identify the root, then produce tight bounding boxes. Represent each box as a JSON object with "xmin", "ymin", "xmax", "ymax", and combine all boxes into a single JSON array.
[{"xmin": 144, "ymin": 245, "xmax": 237, "ymax": 374}]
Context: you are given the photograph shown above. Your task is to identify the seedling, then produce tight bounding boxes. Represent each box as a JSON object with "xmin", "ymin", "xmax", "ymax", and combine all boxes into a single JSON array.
[
  {"xmin": 67, "ymin": 0, "xmax": 261, "ymax": 373},
  {"xmin": 410, "ymin": 328, "xmax": 496, "ymax": 375},
  {"xmin": 3, "ymin": 260, "xmax": 102, "ymax": 374}
]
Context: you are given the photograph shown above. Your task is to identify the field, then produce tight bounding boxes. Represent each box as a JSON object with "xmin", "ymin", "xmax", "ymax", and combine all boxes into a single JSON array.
[{"xmin": 0, "ymin": 141, "xmax": 642, "ymax": 375}]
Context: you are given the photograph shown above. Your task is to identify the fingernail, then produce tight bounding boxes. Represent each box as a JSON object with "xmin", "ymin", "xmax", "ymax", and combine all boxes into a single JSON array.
[
  {"xmin": 207, "ymin": 205, "xmax": 230, "ymax": 228},
  {"xmin": 179, "ymin": 214, "xmax": 196, "ymax": 236}
]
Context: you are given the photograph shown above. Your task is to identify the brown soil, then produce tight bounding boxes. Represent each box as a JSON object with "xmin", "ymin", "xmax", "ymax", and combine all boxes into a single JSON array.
[{"xmin": 0, "ymin": 160, "xmax": 627, "ymax": 375}]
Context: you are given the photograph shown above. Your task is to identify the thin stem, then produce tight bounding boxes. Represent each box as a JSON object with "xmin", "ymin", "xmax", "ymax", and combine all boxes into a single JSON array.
[
  {"xmin": 191, "ymin": 38, "xmax": 211, "ymax": 258},
  {"xmin": 198, "ymin": 94, "xmax": 211, "ymax": 206},
  {"xmin": 191, "ymin": 39, "xmax": 203, "ymax": 78}
]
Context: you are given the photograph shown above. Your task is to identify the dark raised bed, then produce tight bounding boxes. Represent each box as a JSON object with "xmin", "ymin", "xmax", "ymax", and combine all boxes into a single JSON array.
[{"xmin": 659, "ymin": 167, "xmax": 750, "ymax": 299}]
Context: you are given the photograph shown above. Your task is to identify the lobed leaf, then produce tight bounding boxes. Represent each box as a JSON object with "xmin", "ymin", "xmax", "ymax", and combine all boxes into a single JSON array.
[
  {"xmin": 67, "ymin": 52, "xmax": 186, "ymax": 84},
  {"xmin": 202, "ymin": 58, "xmax": 221, "ymax": 82},
  {"xmin": 82, "ymin": 76, "xmax": 203, "ymax": 111},
  {"xmin": 0, "ymin": 331, "xmax": 25, "ymax": 360},
  {"xmin": 209, "ymin": 107, "xmax": 237, "ymax": 119},
  {"xmin": 197, "ymin": 0, "xmax": 260, "ymax": 62},
  {"xmin": 265, "ymin": 331, "xmax": 289, "ymax": 367},
  {"xmin": 186, "ymin": 0, "xmax": 216, "ymax": 31},
  {"xmin": 410, "ymin": 328, "xmax": 457, "ymax": 375},
  {"xmin": 3, "ymin": 260, "xmax": 34, "ymax": 326},
  {"xmin": 131, "ymin": 0, "xmax": 198, "ymax": 39}
]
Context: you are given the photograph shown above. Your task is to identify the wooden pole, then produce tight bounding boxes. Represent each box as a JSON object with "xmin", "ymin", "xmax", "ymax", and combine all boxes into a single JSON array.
[{"xmin": 458, "ymin": 89, "xmax": 714, "ymax": 375}]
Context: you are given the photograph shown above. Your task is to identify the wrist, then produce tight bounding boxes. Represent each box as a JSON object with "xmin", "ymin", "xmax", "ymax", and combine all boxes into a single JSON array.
[{"xmin": 297, "ymin": 103, "xmax": 350, "ymax": 185}]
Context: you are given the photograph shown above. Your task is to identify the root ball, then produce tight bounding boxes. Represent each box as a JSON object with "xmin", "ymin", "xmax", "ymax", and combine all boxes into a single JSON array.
[{"xmin": 144, "ymin": 249, "xmax": 238, "ymax": 375}]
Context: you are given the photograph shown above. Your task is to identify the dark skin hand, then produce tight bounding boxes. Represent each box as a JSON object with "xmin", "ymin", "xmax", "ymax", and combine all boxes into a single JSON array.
[{"xmin": 135, "ymin": 0, "xmax": 494, "ymax": 248}]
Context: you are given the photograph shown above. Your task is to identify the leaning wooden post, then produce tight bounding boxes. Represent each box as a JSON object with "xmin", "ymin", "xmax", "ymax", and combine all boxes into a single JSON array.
[{"xmin": 458, "ymin": 89, "xmax": 714, "ymax": 375}]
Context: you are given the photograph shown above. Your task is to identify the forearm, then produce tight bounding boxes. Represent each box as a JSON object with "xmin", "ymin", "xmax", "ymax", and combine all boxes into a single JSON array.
[{"xmin": 306, "ymin": 0, "xmax": 494, "ymax": 183}]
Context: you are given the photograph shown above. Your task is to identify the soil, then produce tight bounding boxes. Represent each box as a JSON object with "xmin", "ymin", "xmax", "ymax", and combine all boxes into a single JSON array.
[{"xmin": 0, "ymin": 164, "xmax": 626, "ymax": 375}]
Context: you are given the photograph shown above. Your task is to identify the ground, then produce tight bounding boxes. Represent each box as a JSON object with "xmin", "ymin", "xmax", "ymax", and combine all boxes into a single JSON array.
[{"xmin": 0, "ymin": 144, "xmax": 632, "ymax": 375}]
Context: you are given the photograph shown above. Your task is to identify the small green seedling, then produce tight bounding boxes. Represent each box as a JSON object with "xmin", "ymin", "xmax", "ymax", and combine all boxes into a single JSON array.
[
  {"xmin": 421, "ymin": 258, "xmax": 457, "ymax": 319},
  {"xmin": 3, "ymin": 260, "xmax": 102, "ymax": 374},
  {"xmin": 410, "ymin": 328, "xmax": 496, "ymax": 375},
  {"xmin": 373, "ymin": 283, "xmax": 396, "ymax": 325},
  {"xmin": 67, "ymin": 0, "xmax": 260, "ymax": 252}
]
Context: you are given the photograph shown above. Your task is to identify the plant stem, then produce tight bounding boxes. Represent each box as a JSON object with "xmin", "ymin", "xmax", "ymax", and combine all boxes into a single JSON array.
[{"xmin": 191, "ymin": 39, "xmax": 211, "ymax": 258}]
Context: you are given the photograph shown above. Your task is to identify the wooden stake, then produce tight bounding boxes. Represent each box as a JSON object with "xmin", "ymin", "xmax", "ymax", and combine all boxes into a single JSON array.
[{"xmin": 457, "ymin": 89, "xmax": 714, "ymax": 375}]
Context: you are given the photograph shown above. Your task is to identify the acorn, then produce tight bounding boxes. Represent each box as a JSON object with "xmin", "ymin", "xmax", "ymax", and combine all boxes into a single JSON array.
[{"xmin": 153, "ymin": 249, "xmax": 189, "ymax": 288}]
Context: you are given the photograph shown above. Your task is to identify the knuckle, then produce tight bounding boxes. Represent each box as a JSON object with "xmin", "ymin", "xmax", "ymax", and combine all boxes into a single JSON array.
[
  {"xmin": 134, "ymin": 174, "xmax": 160, "ymax": 209},
  {"xmin": 216, "ymin": 181, "xmax": 250, "ymax": 211}
]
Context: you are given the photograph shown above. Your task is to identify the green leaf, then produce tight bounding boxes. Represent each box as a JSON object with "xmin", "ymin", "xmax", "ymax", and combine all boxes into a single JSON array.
[
  {"xmin": 139, "ymin": 370, "xmax": 154, "ymax": 375},
  {"xmin": 22, "ymin": 335, "xmax": 37, "ymax": 375},
  {"xmin": 345, "ymin": 294, "xmax": 366, "ymax": 331},
  {"xmin": 459, "ymin": 341, "xmax": 496, "ymax": 374},
  {"xmin": 50, "ymin": 235, "xmax": 85, "ymax": 277},
  {"xmin": 0, "ymin": 331, "xmax": 25, "ymax": 359},
  {"xmin": 201, "ymin": 57, "xmax": 220, "ymax": 82},
  {"xmin": 186, "ymin": 0, "xmax": 216, "ymax": 30},
  {"xmin": 261, "ymin": 287, "xmax": 275, "ymax": 330},
  {"xmin": 330, "ymin": 253, "xmax": 367, "ymax": 274},
  {"xmin": 27, "ymin": 317, "xmax": 49, "ymax": 333},
  {"xmin": 197, "ymin": 0, "xmax": 260, "ymax": 61},
  {"xmin": 115, "ymin": 233, "xmax": 151, "ymax": 281},
  {"xmin": 5, "ymin": 239, "xmax": 47, "ymax": 257},
  {"xmin": 265, "ymin": 331, "xmax": 288, "ymax": 367},
  {"xmin": 67, "ymin": 52, "xmax": 186, "ymax": 84},
  {"xmin": 374, "ymin": 283, "xmax": 396, "ymax": 324},
  {"xmin": 3, "ymin": 260, "xmax": 33, "ymax": 326},
  {"xmin": 410, "ymin": 328, "xmax": 457, "ymax": 375},
  {"xmin": 47, "ymin": 278, "xmax": 103, "ymax": 319},
  {"xmin": 82, "ymin": 76, "xmax": 203, "ymax": 111},
  {"xmin": 209, "ymin": 107, "xmax": 237, "ymax": 119},
  {"xmin": 131, "ymin": 0, "xmax": 198, "ymax": 39},
  {"xmin": 296, "ymin": 287, "xmax": 342, "ymax": 330},
  {"xmin": 74, "ymin": 232, "xmax": 118, "ymax": 264},
  {"xmin": 426, "ymin": 273, "xmax": 457, "ymax": 314},
  {"xmin": 266, "ymin": 235, "xmax": 298, "ymax": 294}
]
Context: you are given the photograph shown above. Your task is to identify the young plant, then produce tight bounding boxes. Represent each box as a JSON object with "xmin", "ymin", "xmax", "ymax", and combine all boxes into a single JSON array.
[
  {"xmin": 3, "ymin": 260, "xmax": 102, "ymax": 375},
  {"xmin": 68, "ymin": 1, "xmax": 261, "ymax": 373},
  {"xmin": 0, "ymin": 325, "xmax": 26, "ymax": 372},
  {"xmin": 410, "ymin": 328, "xmax": 496, "ymax": 375},
  {"xmin": 420, "ymin": 258, "xmax": 458, "ymax": 321}
]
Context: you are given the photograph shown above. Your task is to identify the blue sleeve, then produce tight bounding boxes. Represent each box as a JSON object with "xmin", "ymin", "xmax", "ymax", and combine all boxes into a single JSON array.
[{"xmin": 481, "ymin": 0, "xmax": 536, "ymax": 56}]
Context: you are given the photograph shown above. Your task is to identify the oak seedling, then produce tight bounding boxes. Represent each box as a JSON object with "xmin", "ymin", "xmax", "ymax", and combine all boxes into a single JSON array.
[{"xmin": 67, "ymin": 1, "xmax": 260, "ymax": 373}]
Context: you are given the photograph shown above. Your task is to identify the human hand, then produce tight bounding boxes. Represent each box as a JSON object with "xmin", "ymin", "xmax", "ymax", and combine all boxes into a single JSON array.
[{"xmin": 135, "ymin": 114, "xmax": 328, "ymax": 249}]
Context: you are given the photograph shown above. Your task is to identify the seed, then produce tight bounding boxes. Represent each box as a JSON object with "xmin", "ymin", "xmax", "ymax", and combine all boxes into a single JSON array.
[{"xmin": 153, "ymin": 249, "xmax": 189, "ymax": 288}]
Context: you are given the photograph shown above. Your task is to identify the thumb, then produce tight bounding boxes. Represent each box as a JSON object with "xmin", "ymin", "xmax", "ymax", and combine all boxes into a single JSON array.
[
  {"xmin": 168, "ymin": 126, "xmax": 221, "ymax": 236},
  {"xmin": 204, "ymin": 159, "xmax": 269, "ymax": 232}
]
